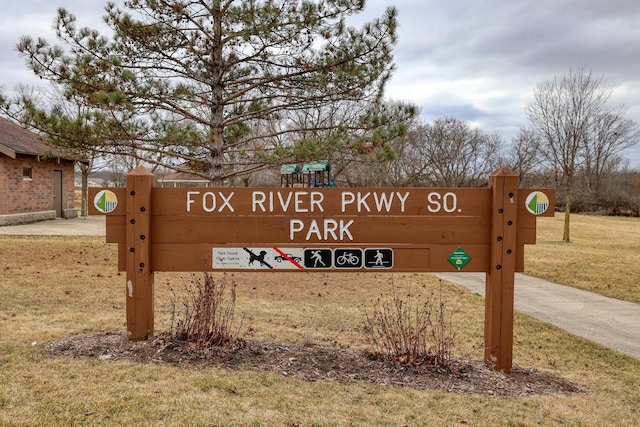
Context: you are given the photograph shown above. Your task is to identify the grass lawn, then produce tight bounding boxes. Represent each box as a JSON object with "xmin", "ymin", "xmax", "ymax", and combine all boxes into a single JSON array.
[
  {"xmin": 526, "ymin": 213, "xmax": 640, "ymax": 303},
  {"xmin": 1, "ymin": 223, "xmax": 639, "ymax": 425}
]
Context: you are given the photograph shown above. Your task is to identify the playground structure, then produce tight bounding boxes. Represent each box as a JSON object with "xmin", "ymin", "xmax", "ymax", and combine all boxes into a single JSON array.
[{"xmin": 280, "ymin": 160, "xmax": 334, "ymax": 188}]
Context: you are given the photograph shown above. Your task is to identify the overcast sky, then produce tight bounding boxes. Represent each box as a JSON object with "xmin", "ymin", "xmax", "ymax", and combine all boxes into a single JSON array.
[{"xmin": 1, "ymin": 0, "xmax": 639, "ymax": 166}]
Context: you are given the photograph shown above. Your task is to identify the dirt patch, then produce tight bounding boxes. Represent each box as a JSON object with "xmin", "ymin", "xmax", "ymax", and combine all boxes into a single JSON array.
[{"xmin": 44, "ymin": 331, "xmax": 585, "ymax": 396}]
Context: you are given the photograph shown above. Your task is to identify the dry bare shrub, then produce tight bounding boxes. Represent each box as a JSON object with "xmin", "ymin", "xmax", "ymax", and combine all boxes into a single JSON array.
[
  {"xmin": 169, "ymin": 272, "xmax": 244, "ymax": 347},
  {"xmin": 361, "ymin": 282, "xmax": 456, "ymax": 367}
]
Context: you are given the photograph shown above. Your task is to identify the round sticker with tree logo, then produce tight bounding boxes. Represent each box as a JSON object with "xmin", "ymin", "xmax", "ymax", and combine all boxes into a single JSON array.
[
  {"xmin": 94, "ymin": 190, "xmax": 118, "ymax": 214},
  {"xmin": 525, "ymin": 191, "xmax": 550, "ymax": 215}
]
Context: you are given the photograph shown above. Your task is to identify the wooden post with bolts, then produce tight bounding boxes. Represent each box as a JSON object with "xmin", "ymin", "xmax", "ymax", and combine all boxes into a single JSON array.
[
  {"xmin": 485, "ymin": 167, "xmax": 519, "ymax": 373},
  {"xmin": 125, "ymin": 166, "xmax": 154, "ymax": 341}
]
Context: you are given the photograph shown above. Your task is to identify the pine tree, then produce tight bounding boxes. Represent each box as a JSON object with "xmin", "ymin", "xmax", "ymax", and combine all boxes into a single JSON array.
[{"xmin": 14, "ymin": 0, "xmax": 414, "ymax": 185}]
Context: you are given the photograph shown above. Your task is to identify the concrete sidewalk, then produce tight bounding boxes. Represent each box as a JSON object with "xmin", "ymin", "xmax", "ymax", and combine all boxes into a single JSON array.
[
  {"xmin": 434, "ymin": 272, "xmax": 640, "ymax": 361},
  {"xmin": 0, "ymin": 216, "xmax": 106, "ymax": 236}
]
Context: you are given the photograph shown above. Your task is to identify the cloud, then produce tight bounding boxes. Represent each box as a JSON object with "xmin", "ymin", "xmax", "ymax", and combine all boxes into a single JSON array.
[{"xmin": 1, "ymin": 0, "xmax": 639, "ymax": 165}]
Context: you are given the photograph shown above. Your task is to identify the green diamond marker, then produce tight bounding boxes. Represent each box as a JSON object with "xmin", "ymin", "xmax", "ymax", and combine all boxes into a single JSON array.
[{"xmin": 448, "ymin": 247, "xmax": 471, "ymax": 271}]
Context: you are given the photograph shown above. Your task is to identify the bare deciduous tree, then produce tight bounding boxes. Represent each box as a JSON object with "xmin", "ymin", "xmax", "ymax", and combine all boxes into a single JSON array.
[
  {"xmin": 339, "ymin": 115, "xmax": 424, "ymax": 187},
  {"xmin": 583, "ymin": 108, "xmax": 639, "ymax": 195},
  {"xmin": 527, "ymin": 68, "xmax": 609, "ymax": 242},
  {"xmin": 340, "ymin": 117, "xmax": 503, "ymax": 188},
  {"xmin": 419, "ymin": 117, "xmax": 503, "ymax": 187},
  {"xmin": 506, "ymin": 127, "xmax": 543, "ymax": 186}
]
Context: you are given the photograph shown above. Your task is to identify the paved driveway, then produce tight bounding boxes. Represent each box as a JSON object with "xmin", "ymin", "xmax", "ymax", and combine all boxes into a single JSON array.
[{"xmin": 0, "ymin": 216, "xmax": 106, "ymax": 236}]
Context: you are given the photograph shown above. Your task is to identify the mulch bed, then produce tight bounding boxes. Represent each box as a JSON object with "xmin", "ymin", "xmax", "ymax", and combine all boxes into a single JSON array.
[{"xmin": 44, "ymin": 331, "xmax": 586, "ymax": 397}]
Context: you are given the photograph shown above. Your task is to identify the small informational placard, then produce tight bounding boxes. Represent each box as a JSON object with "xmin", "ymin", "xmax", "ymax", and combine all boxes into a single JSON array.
[
  {"xmin": 213, "ymin": 247, "xmax": 304, "ymax": 270},
  {"xmin": 212, "ymin": 247, "xmax": 396, "ymax": 270},
  {"xmin": 447, "ymin": 247, "xmax": 471, "ymax": 271}
]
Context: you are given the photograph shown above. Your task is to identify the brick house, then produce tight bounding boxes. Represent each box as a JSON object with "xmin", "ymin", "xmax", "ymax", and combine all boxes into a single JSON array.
[{"xmin": 0, "ymin": 117, "xmax": 82, "ymax": 225}]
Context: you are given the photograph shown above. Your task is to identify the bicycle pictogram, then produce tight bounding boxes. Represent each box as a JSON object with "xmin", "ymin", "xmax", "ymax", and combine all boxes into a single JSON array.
[
  {"xmin": 336, "ymin": 252, "xmax": 360, "ymax": 266},
  {"xmin": 334, "ymin": 249, "xmax": 363, "ymax": 268}
]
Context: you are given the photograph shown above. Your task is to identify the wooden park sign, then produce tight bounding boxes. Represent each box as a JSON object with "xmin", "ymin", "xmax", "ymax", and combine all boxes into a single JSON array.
[{"xmin": 89, "ymin": 166, "xmax": 554, "ymax": 373}]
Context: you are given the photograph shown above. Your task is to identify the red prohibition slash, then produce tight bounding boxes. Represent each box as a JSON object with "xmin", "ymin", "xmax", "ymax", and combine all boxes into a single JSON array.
[{"xmin": 273, "ymin": 247, "xmax": 304, "ymax": 269}]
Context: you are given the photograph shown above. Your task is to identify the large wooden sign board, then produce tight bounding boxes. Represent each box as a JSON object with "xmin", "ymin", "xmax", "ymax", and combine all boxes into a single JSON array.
[{"xmin": 90, "ymin": 166, "xmax": 554, "ymax": 374}]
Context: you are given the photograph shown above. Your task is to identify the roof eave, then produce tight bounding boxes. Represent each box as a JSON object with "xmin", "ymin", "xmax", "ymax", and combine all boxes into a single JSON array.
[{"xmin": 0, "ymin": 144, "xmax": 17, "ymax": 159}]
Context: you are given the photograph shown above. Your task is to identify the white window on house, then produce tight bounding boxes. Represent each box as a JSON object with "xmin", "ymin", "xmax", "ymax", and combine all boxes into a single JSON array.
[{"xmin": 23, "ymin": 167, "xmax": 33, "ymax": 180}]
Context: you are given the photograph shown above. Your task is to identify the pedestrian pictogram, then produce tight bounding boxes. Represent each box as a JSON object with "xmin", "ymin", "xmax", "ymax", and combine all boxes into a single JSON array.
[
  {"xmin": 364, "ymin": 248, "xmax": 393, "ymax": 269},
  {"xmin": 334, "ymin": 248, "xmax": 363, "ymax": 268},
  {"xmin": 304, "ymin": 249, "xmax": 332, "ymax": 269}
]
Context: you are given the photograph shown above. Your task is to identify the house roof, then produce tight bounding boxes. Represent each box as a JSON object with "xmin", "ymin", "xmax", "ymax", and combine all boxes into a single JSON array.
[
  {"xmin": 0, "ymin": 116, "xmax": 79, "ymax": 161},
  {"xmin": 159, "ymin": 171, "xmax": 210, "ymax": 183}
]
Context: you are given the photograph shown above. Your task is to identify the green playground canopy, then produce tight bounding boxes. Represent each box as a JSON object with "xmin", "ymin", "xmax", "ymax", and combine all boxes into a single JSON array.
[
  {"xmin": 301, "ymin": 160, "xmax": 331, "ymax": 173},
  {"xmin": 279, "ymin": 164, "xmax": 300, "ymax": 175}
]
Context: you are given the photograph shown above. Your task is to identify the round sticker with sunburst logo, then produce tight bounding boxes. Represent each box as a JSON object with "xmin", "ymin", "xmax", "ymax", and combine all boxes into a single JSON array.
[
  {"xmin": 525, "ymin": 191, "xmax": 550, "ymax": 215},
  {"xmin": 94, "ymin": 190, "xmax": 118, "ymax": 214}
]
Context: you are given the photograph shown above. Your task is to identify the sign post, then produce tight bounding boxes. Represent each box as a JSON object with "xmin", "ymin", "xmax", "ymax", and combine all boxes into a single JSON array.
[
  {"xmin": 125, "ymin": 166, "xmax": 154, "ymax": 341},
  {"xmin": 485, "ymin": 167, "xmax": 519, "ymax": 372},
  {"xmin": 90, "ymin": 167, "xmax": 554, "ymax": 373}
]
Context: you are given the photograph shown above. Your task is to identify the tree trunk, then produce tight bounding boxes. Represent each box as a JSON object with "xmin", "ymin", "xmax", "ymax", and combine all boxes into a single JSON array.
[
  {"xmin": 208, "ymin": 3, "xmax": 225, "ymax": 188},
  {"xmin": 80, "ymin": 162, "xmax": 89, "ymax": 217},
  {"xmin": 209, "ymin": 144, "xmax": 224, "ymax": 187},
  {"xmin": 563, "ymin": 173, "xmax": 573, "ymax": 242}
]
